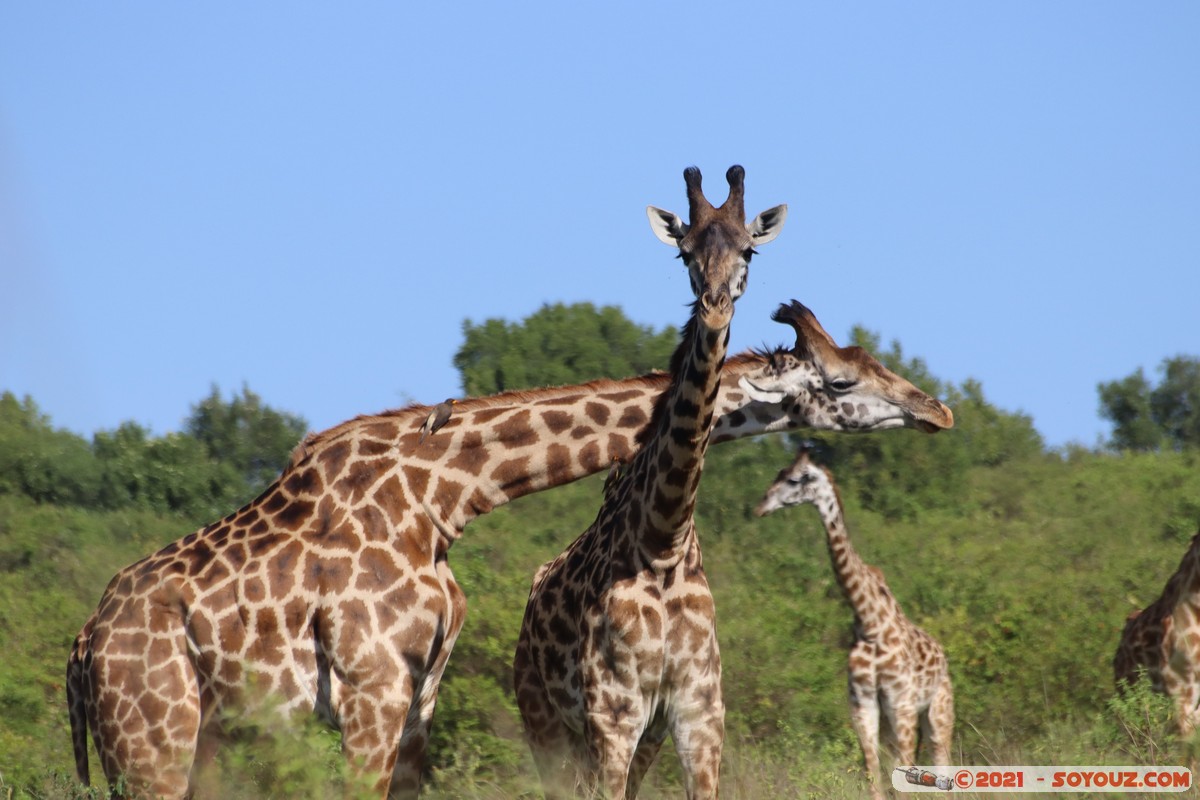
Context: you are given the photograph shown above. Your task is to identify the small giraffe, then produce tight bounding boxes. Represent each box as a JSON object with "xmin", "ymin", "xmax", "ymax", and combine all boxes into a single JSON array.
[
  {"xmin": 753, "ymin": 446, "xmax": 954, "ymax": 800},
  {"xmin": 513, "ymin": 164, "xmax": 782, "ymax": 799},
  {"xmin": 1114, "ymin": 527, "xmax": 1200, "ymax": 736}
]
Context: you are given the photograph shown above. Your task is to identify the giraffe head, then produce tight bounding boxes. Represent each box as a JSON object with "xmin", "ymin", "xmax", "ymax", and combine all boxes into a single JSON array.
[
  {"xmin": 752, "ymin": 444, "xmax": 832, "ymax": 517},
  {"xmin": 738, "ymin": 300, "xmax": 955, "ymax": 434},
  {"xmin": 647, "ymin": 165, "xmax": 787, "ymax": 327}
]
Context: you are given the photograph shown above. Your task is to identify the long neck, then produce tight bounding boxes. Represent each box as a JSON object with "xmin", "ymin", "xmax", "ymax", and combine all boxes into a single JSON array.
[
  {"xmin": 290, "ymin": 353, "xmax": 783, "ymax": 543},
  {"xmin": 1159, "ymin": 532, "xmax": 1200, "ymax": 608},
  {"xmin": 813, "ymin": 488, "xmax": 885, "ymax": 636},
  {"xmin": 633, "ymin": 311, "xmax": 730, "ymax": 560}
]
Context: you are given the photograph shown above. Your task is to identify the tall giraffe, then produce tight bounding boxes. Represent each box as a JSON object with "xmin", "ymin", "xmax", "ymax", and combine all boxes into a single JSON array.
[
  {"xmin": 753, "ymin": 446, "xmax": 954, "ymax": 800},
  {"xmin": 1114, "ymin": 527, "xmax": 1200, "ymax": 736},
  {"xmin": 512, "ymin": 164, "xmax": 780, "ymax": 800},
  {"xmin": 63, "ymin": 168, "xmax": 798, "ymax": 799},
  {"xmin": 514, "ymin": 305, "xmax": 953, "ymax": 799}
]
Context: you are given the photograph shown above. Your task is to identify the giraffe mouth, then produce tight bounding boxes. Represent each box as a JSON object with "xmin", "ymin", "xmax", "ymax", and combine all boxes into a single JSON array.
[{"xmin": 737, "ymin": 376, "xmax": 787, "ymax": 404}]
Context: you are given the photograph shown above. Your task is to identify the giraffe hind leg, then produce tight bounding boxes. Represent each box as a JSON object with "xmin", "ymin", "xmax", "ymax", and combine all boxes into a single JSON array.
[
  {"xmin": 66, "ymin": 629, "xmax": 92, "ymax": 785},
  {"xmin": 90, "ymin": 640, "xmax": 202, "ymax": 798}
]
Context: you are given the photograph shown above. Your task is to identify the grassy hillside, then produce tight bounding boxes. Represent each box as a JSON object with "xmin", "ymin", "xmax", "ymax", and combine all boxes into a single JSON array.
[{"xmin": 3, "ymin": 437, "xmax": 1200, "ymax": 798}]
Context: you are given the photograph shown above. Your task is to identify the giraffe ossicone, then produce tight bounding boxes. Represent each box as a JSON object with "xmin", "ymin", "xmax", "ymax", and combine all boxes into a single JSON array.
[{"xmin": 754, "ymin": 446, "xmax": 955, "ymax": 800}]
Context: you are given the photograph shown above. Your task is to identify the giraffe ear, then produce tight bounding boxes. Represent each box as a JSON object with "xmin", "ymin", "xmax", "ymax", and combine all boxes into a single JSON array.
[
  {"xmin": 646, "ymin": 206, "xmax": 689, "ymax": 246},
  {"xmin": 747, "ymin": 204, "xmax": 787, "ymax": 245}
]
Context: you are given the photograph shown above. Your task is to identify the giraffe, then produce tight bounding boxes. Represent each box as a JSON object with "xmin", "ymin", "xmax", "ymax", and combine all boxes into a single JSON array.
[
  {"xmin": 511, "ymin": 163, "xmax": 782, "ymax": 800},
  {"xmin": 1114, "ymin": 527, "xmax": 1200, "ymax": 737},
  {"xmin": 753, "ymin": 446, "xmax": 954, "ymax": 800}
]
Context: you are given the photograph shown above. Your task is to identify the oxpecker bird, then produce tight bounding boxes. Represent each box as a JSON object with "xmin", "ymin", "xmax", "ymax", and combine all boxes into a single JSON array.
[{"xmin": 419, "ymin": 399, "xmax": 457, "ymax": 443}]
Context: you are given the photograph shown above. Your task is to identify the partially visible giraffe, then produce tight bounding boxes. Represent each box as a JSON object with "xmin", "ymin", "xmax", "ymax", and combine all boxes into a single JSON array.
[
  {"xmin": 512, "ymin": 163, "xmax": 784, "ymax": 800},
  {"xmin": 753, "ymin": 446, "xmax": 954, "ymax": 800},
  {"xmin": 1114, "ymin": 527, "xmax": 1200, "ymax": 736}
]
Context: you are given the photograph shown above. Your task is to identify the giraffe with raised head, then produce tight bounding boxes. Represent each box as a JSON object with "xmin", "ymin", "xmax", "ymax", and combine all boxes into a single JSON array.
[
  {"xmin": 1114, "ymin": 527, "xmax": 1200, "ymax": 736},
  {"xmin": 512, "ymin": 163, "xmax": 783, "ymax": 800},
  {"xmin": 753, "ymin": 446, "xmax": 954, "ymax": 800}
]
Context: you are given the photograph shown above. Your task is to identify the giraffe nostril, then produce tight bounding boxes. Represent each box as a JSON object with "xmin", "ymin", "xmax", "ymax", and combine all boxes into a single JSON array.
[{"xmin": 702, "ymin": 288, "xmax": 731, "ymax": 313}]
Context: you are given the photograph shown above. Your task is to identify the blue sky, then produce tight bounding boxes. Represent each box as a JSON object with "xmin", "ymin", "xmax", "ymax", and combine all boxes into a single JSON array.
[{"xmin": 2, "ymin": 4, "xmax": 1196, "ymax": 450}]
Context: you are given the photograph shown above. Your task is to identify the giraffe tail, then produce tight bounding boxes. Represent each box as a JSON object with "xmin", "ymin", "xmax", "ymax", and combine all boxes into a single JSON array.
[{"xmin": 66, "ymin": 624, "xmax": 93, "ymax": 785}]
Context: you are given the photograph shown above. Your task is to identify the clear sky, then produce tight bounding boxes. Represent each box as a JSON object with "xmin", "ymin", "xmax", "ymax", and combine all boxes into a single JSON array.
[{"xmin": 2, "ymin": 4, "xmax": 1196, "ymax": 450}]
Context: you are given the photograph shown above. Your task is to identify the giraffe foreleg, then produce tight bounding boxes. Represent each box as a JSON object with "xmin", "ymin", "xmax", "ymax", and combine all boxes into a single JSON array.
[
  {"xmin": 583, "ymin": 691, "xmax": 647, "ymax": 800},
  {"xmin": 882, "ymin": 696, "xmax": 920, "ymax": 772},
  {"xmin": 514, "ymin": 635, "xmax": 582, "ymax": 799},
  {"xmin": 922, "ymin": 674, "xmax": 955, "ymax": 767},
  {"xmin": 625, "ymin": 733, "xmax": 666, "ymax": 799}
]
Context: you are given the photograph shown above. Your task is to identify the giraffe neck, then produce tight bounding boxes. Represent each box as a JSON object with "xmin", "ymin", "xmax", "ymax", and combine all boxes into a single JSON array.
[
  {"xmin": 291, "ymin": 353, "xmax": 779, "ymax": 542},
  {"xmin": 1155, "ymin": 532, "xmax": 1200, "ymax": 609},
  {"xmin": 632, "ymin": 309, "xmax": 730, "ymax": 561},
  {"xmin": 813, "ymin": 487, "xmax": 889, "ymax": 638}
]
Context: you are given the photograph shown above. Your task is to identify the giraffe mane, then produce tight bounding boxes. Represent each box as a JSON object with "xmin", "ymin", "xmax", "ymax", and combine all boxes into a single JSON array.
[
  {"xmin": 286, "ymin": 347, "xmax": 774, "ymax": 470},
  {"xmin": 637, "ymin": 302, "xmax": 702, "ymax": 448}
]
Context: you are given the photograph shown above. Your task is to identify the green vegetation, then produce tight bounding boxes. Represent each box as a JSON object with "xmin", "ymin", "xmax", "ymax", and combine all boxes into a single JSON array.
[
  {"xmin": 1099, "ymin": 355, "xmax": 1200, "ymax": 452},
  {"xmin": 3, "ymin": 311, "xmax": 1200, "ymax": 798},
  {"xmin": 454, "ymin": 302, "xmax": 678, "ymax": 395}
]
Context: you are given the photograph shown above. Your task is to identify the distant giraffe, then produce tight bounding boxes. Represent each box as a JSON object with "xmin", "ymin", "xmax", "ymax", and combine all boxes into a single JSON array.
[
  {"xmin": 513, "ymin": 164, "xmax": 784, "ymax": 799},
  {"xmin": 754, "ymin": 446, "xmax": 954, "ymax": 800},
  {"xmin": 1114, "ymin": 527, "xmax": 1200, "ymax": 736}
]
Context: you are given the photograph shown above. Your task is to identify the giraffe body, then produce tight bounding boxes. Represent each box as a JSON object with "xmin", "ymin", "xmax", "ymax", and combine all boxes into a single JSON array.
[
  {"xmin": 1114, "ymin": 529, "xmax": 1200, "ymax": 736},
  {"xmin": 754, "ymin": 449, "xmax": 954, "ymax": 800}
]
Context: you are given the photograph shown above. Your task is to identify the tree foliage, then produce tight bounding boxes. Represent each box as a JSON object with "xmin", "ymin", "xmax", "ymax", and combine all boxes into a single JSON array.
[
  {"xmin": 1099, "ymin": 355, "xmax": 1200, "ymax": 452},
  {"xmin": 185, "ymin": 384, "xmax": 308, "ymax": 496},
  {"xmin": 0, "ymin": 387, "xmax": 305, "ymax": 521},
  {"xmin": 453, "ymin": 302, "xmax": 678, "ymax": 395}
]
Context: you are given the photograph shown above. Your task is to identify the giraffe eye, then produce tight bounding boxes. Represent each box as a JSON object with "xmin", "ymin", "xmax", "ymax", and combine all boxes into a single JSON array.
[{"xmin": 828, "ymin": 378, "xmax": 857, "ymax": 394}]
